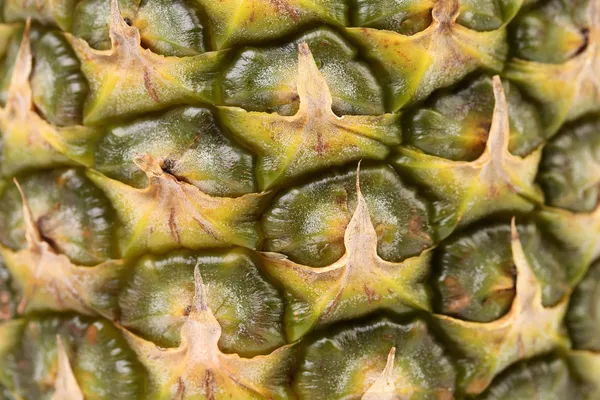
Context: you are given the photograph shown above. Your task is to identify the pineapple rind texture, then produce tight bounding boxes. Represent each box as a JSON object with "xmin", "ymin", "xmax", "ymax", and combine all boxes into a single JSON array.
[{"xmin": 0, "ymin": 0, "xmax": 599, "ymax": 398}]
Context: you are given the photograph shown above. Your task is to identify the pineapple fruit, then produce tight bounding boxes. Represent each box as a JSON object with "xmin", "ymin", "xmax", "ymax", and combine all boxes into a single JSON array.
[{"xmin": 0, "ymin": 0, "xmax": 599, "ymax": 398}]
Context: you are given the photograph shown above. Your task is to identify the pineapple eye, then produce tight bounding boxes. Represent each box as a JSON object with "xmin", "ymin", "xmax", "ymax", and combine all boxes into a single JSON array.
[
  {"xmin": 263, "ymin": 164, "xmax": 433, "ymax": 268},
  {"xmin": 538, "ymin": 117, "xmax": 600, "ymax": 213},
  {"xmin": 567, "ymin": 260, "xmax": 600, "ymax": 352},
  {"xmin": 221, "ymin": 28, "xmax": 385, "ymax": 116},
  {"xmin": 479, "ymin": 358, "xmax": 583, "ymax": 399},
  {"xmin": 94, "ymin": 106, "xmax": 256, "ymax": 197},
  {"xmin": 0, "ymin": 169, "xmax": 116, "ymax": 265},
  {"xmin": 434, "ymin": 219, "xmax": 583, "ymax": 322},
  {"xmin": 351, "ymin": 0, "xmax": 435, "ymax": 35},
  {"xmin": 296, "ymin": 318, "xmax": 456, "ymax": 399},
  {"xmin": 30, "ymin": 31, "xmax": 88, "ymax": 127},
  {"xmin": 0, "ymin": 0, "xmax": 598, "ymax": 397}
]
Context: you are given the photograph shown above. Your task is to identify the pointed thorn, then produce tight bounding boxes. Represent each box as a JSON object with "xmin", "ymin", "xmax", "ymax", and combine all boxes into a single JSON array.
[
  {"xmin": 352, "ymin": 160, "xmax": 369, "ymax": 215},
  {"xmin": 296, "ymin": 42, "xmax": 333, "ymax": 111},
  {"xmin": 487, "ymin": 76, "xmax": 510, "ymax": 158},
  {"xmin": 133, "ymin": 153, "xmax": 164, "ymax": 178},
  {"xmin": 510, "ymin": 217, "xmax": 518, "ymax": 241},
  {"xmin": 56, "ymin": 335, "xmax": 70, "ymax": 371},
  {"xmin": 53, "ymin": 335, "xmax": 84, "ymax": 400},
  {"xmin": 355, "ymin": 160, "xmax": 363, "ymax": 195},
  {"xmin": 6, "ymin": 18, "xmax": 33, "ymax": 105},
  {"xmin": 383, "ymin": 347, "xmax": 396, "ymax": 377},
  {"xmin": 108, "ymin": 0, "xmax": 140, "ymax": 46},
  {"xmin": 491, "ymin": 76, "xmax": 507, "ymax": 106},
  {"xmin": 298, "ymin": 42, "xmax": 310, "ymax": 56},
  {"xmin": 192, "ymin": 264, "xmax": 209, "ymax": 312},
  {"xmin": 343, "ymin": 160, "xmax": 379, "ymax": 254},
  {"xmin": 15, "ymin": 18, "xmax": 32, "ymax": 77},
  {"xmin": 13, "ymin": 178, "xmax": 42, "ymax": 246}
]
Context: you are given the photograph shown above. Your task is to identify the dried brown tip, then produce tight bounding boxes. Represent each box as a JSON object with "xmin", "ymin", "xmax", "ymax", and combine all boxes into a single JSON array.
[
  {"xmin": 487, "ymin": 75, "xmax": 510, "ymax": 157},
  {"xmin": 133, "ymin": 153, "xmax": 164, "ymax": 177},
  {"xmin": 52, "ymin": 336, "xmax": 84, "ymax": 400},
  {"xmin": 361, "ymin": 346, "xmax": 397, "ymax": 399},
  {"xmin": 355, "ymin": 161, "xmax": 363, "ymax": 195},
  {"xmin": 13, "ymin": 178, "xmax": 42, "ymax": 246},
  {"xmin": 510, "ymin": 217, "xmax": 518, "ymax": 241},
  {"xmin": 192, "ymin": 264, "xmax": 209, "ymax": 312}
]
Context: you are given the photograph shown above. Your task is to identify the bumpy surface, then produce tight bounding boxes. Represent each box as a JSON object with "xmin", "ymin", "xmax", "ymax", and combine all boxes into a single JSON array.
[{"xmin": 0, "ymin": 0, "xmax": 599, "ymax": 399}]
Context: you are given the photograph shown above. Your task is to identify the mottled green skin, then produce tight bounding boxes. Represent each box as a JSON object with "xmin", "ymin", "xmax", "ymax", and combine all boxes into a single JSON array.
[{"xmin": 0, "ymin": 0, "xmax": 599, "ymax": 399}]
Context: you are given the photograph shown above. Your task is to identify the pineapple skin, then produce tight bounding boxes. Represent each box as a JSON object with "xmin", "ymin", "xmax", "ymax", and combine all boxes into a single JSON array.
[{"xmin": 0, "ymin": 0, "xmax": 599, "ymax": 399}]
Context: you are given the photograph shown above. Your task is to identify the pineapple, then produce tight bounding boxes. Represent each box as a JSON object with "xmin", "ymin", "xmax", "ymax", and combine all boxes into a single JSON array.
[{"xmin": 0, "ymin": 0, "xmax": 599, "ymax": 398}]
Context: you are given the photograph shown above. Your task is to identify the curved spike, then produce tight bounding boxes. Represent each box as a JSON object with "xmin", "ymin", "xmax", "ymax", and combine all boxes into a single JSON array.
[
  {"xmin": 362, "ymin": 347, "xmax": 397, "ymax": 399},
  {"xmin": 8, "ymin": 19, "xmax": 32, "ymax": 93},
  {"xmin": 192, "ymin": 264, "xmax": 209, "ymax": 312},
  {"xmin": 52, "ymin": 336, "xmax": 84, "ymax": 400},
  {"xmin": 589, "ymin": 0, "xmax": 600, "ymax": 28},
  {"xmin": 109, "ymin": 0, "xmax": 132, "ymax": 35},
  {"xmin": 12, "ymin": 179, "xmax": 42, "ymax": 247}
]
